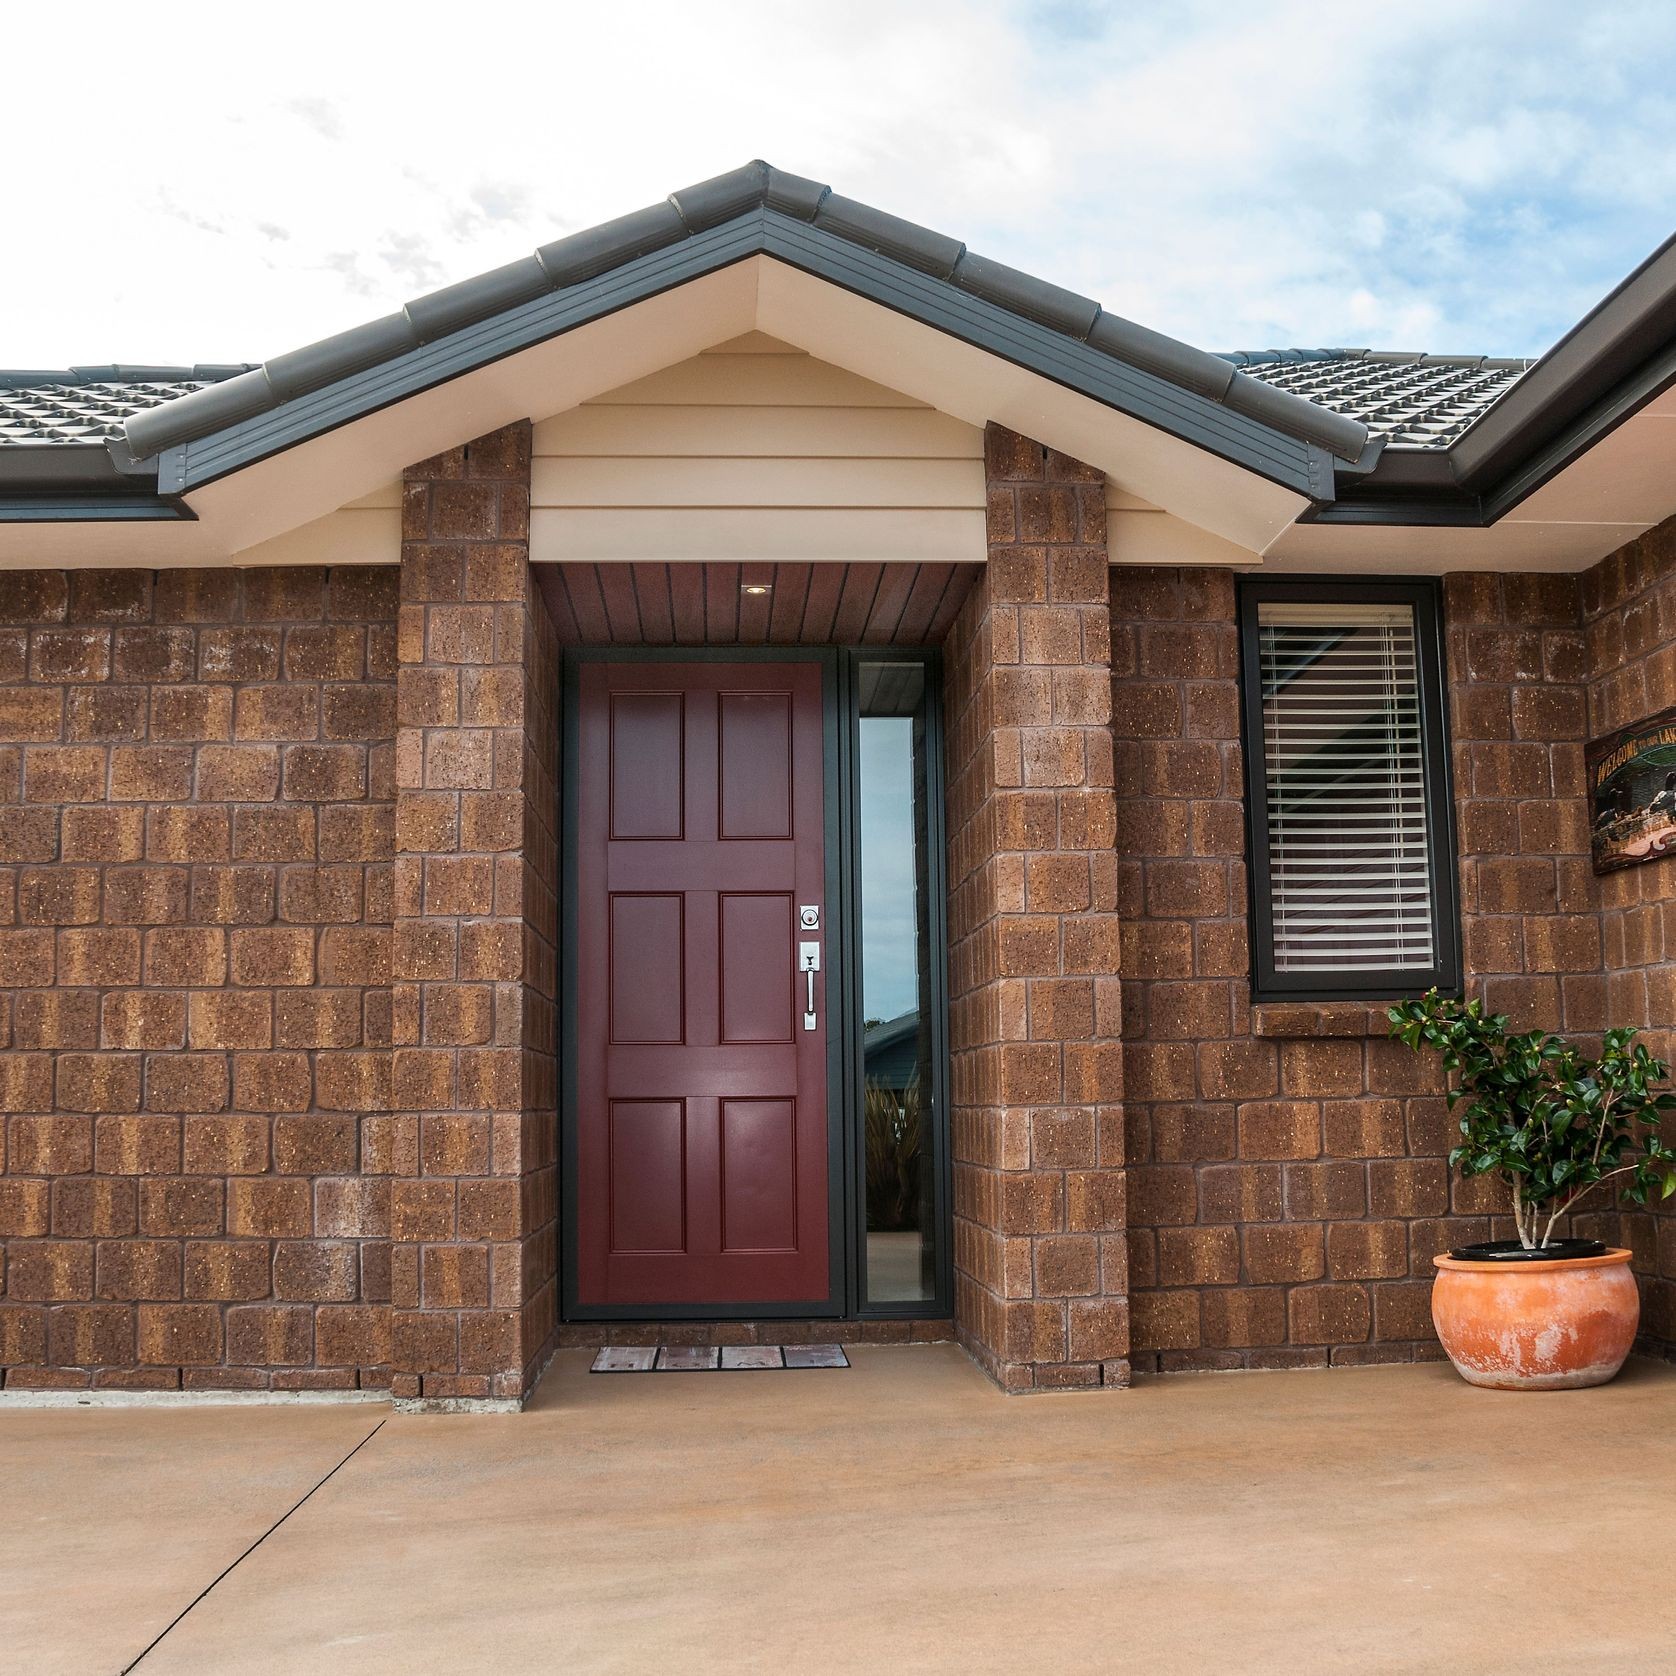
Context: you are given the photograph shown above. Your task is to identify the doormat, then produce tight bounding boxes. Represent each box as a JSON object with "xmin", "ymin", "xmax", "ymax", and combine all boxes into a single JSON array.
[{"xmin": 590, "ymin": 1344, "xmax": 850, "ymax": 1373}]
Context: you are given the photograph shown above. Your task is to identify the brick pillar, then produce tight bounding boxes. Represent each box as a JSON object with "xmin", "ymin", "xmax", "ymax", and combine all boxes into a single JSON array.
[
  {"xmin": 942, "ymin": 423, "xmax": 1127, "ymax": 1391},
  {"xmin": 391, "ymin": 422, "xmax": 557, "ymax": 1404}
]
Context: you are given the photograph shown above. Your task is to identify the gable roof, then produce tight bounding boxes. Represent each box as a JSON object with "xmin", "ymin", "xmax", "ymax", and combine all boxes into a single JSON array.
[
  {"xmin": 0, "ymin": 160, "xmax": 1672, "ymax": 559},
  {"xmin": 105, "ymin": 160, "xmax": 1366, "ymax": 482}
]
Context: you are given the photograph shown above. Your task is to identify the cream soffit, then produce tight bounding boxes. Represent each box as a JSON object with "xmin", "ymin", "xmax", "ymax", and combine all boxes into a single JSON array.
[{"xmin": 1259, "ymin": 393, "xmax": 1676, "ymax": 574}]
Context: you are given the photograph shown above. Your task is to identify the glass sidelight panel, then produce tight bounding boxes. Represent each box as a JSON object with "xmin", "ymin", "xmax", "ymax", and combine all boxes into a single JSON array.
[{"xmin": 856, "ymin": 659, "xmax": 939, "ymax": 1306}]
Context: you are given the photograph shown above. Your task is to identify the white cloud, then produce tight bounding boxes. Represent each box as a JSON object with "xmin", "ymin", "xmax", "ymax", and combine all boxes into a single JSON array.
[{"xmin": 3, "ymin": 0, "xmax": 1672, "ymax": 365}]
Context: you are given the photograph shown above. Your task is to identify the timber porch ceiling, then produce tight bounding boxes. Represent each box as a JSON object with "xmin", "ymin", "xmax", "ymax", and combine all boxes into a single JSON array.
[{"xmin": 536, "ymin": 561, "xmax": 978, "ymax": 646}]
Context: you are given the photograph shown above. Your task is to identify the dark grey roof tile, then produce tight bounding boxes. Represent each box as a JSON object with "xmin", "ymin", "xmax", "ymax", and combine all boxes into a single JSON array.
[
  {"xmin": 812, "ymin": 193, "xmax": 964, "ymax": 278},
  {"xmin": 535, "ymin": 201, "xmax": 689, "ymax": 288},
  {"xmin": 265, "ymin": 313, "xmax": 417, "ymax": 400},
  {"xmin": 952, "ymin": 251, "xmax": 1101, "ymax": 338},
  {"xmin": 670, "ymin": 160, "xmax": 773, "ymax": 231},
  {"xmin": 404, "ymin": 255, "xmax": 554, "ymax": 344}
]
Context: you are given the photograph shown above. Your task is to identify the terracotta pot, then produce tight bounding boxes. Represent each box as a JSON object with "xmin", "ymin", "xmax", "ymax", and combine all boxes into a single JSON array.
[{"xmin": 1431, "ymin": 1248, "xmax": 1639, "ymax": 1390}]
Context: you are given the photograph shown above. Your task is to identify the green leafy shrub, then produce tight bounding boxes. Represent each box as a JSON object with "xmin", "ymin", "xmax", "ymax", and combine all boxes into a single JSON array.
[{"xmin": 1388, "ymin": 989, "xmax": 1676, "ymax": 1249}]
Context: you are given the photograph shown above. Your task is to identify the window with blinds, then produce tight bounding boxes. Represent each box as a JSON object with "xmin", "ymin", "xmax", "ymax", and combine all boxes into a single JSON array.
[{"xmin": 1240, "ymin": 582, "xmax": 1458, "ymax": 999}]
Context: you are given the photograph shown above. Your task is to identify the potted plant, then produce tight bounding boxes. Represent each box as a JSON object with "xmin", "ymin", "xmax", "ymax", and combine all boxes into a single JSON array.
[{"xmin": 1388, "ymin": 990, "xmax": 1676, "ymax": 1389}]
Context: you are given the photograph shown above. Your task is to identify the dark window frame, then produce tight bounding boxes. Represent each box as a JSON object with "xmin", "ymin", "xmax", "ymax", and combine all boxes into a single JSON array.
[{"xmin": 1237, "ymin": 575, "xmax": 1461, "ymax": 1004}]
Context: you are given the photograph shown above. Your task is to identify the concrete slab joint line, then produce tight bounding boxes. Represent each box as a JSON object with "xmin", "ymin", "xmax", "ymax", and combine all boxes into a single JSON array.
[{"xmin": 119, "ymin": 1417, "xmax": 387, "ymax": 1674}]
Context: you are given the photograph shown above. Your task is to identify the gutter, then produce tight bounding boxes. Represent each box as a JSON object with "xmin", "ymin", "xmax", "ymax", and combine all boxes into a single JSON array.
[{"xmin": 0, "ymin": 441, "xmax": 194, "ymax": 523}]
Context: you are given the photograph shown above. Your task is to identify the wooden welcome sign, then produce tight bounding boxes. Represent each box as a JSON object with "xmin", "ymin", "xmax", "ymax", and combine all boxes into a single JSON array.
[{"xmin": 1588, "ymin": 702, "xmax": 1676, "ymax": 874}]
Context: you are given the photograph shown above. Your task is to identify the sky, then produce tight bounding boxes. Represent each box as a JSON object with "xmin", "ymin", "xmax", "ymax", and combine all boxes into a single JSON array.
[{"xmin": 7, "ymin": 1, "xmax": 1676, "ymax": 368}]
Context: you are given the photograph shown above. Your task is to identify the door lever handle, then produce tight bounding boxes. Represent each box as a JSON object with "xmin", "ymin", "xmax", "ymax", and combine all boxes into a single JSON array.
[{"xmin": 798, "ymin": 941, "xmax": 821, "ymax": 1032}]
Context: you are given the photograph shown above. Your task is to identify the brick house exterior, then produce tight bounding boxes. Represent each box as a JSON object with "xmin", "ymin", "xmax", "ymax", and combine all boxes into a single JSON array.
[{"xmin": 2, "ymin": 162, "xmax": 1673, "ymax": 1404}]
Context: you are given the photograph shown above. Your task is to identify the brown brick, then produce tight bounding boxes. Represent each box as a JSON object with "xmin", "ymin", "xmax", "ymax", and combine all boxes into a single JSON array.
[
  {"xmin": 1244, "ymin": 1222, "xmax": 1325, "ymax": 1284},
  {"xmin": 144, "ymin": 927, "xmax": 226, "ymax": 987},
  {"xmin": 25, "ymin": 746, "xmax": 105, "ymax": 803},
  {"xmin": 139, "ymin": 1177, "xmax": 224, "ymax": 1237},
  {"xmin": 1157, "ymin": 1224, "xmax": 1240, "ymax": 1285},
  {"xmin": 0, "ymin": 1178, "xmax": 51, "ymax": 1236},
  {"xmin": 1287, "ymin": 1283, "xmax": 1372, "ymax": 1345},
  {"xmin": 227, "ymin": 1177, "xmax": 313, "ymax": 1238},
  {"xmin": 61, "ymin": 805, "xmax": 142, "ymax": 862},
  {"xmin": 137, "ymin": 1303, "xmax": 223, "ymax": 1365},
  {"xmin": 1327, "ymin": 1221, "xmax": 1410, "ymax": 1280},
  {"xmin": 109, "ymin": 746, "xmax": 192, "ymax": 803},
  {"xmin": 182, "ymin": 1113, "xmax": 269, "ymax": 1175},
  {"xmin": 8, "ymin": 1241, "xmax": 94, "ymax": 1301},
  {"xmin": 52, "ymin": 1177, "xmax": 135, "ymax": 1237},
  {"xmin": 32, "ymin": 627, "xmax": 111, "ymax": 682},
  {"xmin": 58, "ymin": 1054, "xmax": 142, "ymax": 1114},
  {"xmin": 93, "ymin": 1112, "xmax": 181, "ymax": 1174},
  {"xmin": 317, "ymin": 1304, "xmax": 388, "ymax": 1368},
  {"xmin": 1237, "ymin": 1100, "xmax": 1321, "ymax": 1160},
  {"xmin": 273, "ymin": 1113, "xmax": 358, "ymax": 1175},
  {"xmin": 231, "ymin": 927, "xmax": 316, "ymax": 986},
  {"xmin": 232, "ymin": 1052, "xmax": 314, "ymax": 1112},
  {"xmin": 272, "ymin": 1241, "xmax": 359, "ymax": 1303},
  {"xmin": 287, "ymin": 625, "xmax": 365, "ymax": 680},
  {"xmin": 17, "ymin": 866, "xmax": 97, "ymax": 925},
  {"xmin": 226, "ymin": 1305, "xmax": 314, "ymax": 1366},
  {"xmin": 183, "ymin": 1241, "xmax": 273, "ymax": 1301},
  {"xmin": 234, "ymin": 806, "xmax": 316, "ymax": 862},
  {"xmin": 197, "ymin": 745, "xmax": 281, "ymax": 803},
  {"xmin": 1130, "ymin": 1289, "xmax": 1200, "ymax": 1351},
  {"xmin": 12, "ymin": 1113, "xmax": 94, "ymax": 1174},
  {"xmin": 187, "ymin": 990, "xmax": 272, "ymax": 1051},
  {"xmin": 235, "ymin": 685, "xmax": 319, "ymax": 741},
  {"xmin": 283, "ymin": 744, "xmax": 366, "ymax": 802},
  {"xmin": 190, "ymin": 865, "xmax": 276, "ymax": 925},
  {"xmin": 47, "ymin": 1303, "xmax": 131, "ymax": 1367},
  {"xmin": 96, "ymin": 1239, "xmax": 181, "ymax": 1301}
]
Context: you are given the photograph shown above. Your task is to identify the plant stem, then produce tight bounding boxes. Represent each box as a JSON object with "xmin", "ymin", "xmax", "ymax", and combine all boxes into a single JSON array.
[
  {"xmin": 1513, "ymin": 1176, "xmax": 1533, "ymax": 1249},
  {"xmin": 1541, "ymin": 1163, "xmax": 1641, "ymax": 1245}
]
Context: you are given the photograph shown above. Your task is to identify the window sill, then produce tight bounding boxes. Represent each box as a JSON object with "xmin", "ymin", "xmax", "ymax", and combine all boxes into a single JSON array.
[{"xmin": 1251, "ymin": 1002, "xmax": 1398, "ymax": 1040}]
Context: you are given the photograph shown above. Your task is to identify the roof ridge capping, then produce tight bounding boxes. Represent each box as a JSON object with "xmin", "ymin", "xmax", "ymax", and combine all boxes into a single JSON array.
[{"xmin": 121, "ymin": 160, "xmax": 1370, "ymax": 466}]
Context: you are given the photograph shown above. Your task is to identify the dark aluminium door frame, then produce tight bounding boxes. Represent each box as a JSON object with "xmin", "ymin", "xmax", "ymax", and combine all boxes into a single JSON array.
[{"xmin": 558, "ymin": 645, "xmax": 953, "ymax": 1323}]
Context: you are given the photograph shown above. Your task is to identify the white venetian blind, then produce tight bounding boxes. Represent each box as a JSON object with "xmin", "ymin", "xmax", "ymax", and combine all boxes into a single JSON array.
[{"xmin": 1257, "ymin": 600, "xmax": 1436, "ymax": 975}]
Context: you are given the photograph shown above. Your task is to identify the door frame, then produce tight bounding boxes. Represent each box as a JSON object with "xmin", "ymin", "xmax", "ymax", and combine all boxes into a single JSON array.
[{"xmin": 560, "ymin": 647, "xmax": 846, "ymax": 1322}]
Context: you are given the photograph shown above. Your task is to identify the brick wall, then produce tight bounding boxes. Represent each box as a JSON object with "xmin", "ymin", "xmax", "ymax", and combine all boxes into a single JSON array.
[
  {"xmin": 390, "ymin": 422, "xmax": 557, "ymax": 1403},
  {"xmin": 942, "ymin": 424, "xmax": 1128, "ymax": 1391},
  {"xmin": 1117, "ymin": 565, "xmax": 1617, "ymax": 1372},
  {"xmin": 0, "ymin": 566, "xmax": 398, "ymax": 1390},
  {"xmin": 1584, "ymin": 523, "xmax": 1676, "ymax": 1349}
]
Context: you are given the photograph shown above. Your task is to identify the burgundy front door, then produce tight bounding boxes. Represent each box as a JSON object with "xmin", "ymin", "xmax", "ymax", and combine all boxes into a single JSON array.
[{"xmin": 573, "ymin": 659, "xmax": 833, "ymax": 1311}]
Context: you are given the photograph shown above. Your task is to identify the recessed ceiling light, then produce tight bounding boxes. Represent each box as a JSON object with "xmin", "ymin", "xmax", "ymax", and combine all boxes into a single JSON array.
[{"xmin": 741, "ymin": 582, "xmax": 772, "ymax": 596}]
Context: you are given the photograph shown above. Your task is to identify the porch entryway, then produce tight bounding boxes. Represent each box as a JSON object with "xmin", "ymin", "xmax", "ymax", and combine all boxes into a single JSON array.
[{"xmin": 543, "ymin": 562, "xmax": 971, "ymax": 1330}]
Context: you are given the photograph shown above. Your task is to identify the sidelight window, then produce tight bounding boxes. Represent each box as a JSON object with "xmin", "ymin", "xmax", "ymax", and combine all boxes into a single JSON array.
[{"xmin": 853, "ymin": 656, "xmax": 946, "ymax": 1310}]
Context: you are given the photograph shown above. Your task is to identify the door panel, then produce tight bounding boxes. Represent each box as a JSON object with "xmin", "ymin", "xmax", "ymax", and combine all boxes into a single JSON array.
[{"xmin": 575, "ymin": 660, "xmax": 831, "ymax": 1310}]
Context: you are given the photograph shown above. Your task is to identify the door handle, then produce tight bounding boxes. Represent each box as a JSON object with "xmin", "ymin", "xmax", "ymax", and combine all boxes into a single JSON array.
[{"xmin": 799, "ymin": 941, "xmax": 821, "ymax": 1032}]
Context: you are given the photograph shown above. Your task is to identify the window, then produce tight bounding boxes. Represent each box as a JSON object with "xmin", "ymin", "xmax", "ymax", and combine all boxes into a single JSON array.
[
  {"xmin": 1239, "ymin": 578, "xmax": 1459, "ymax": 1001},
  {"xmin": 851, "ymin": 654, "xmax": 947, "ymax": 1313}
]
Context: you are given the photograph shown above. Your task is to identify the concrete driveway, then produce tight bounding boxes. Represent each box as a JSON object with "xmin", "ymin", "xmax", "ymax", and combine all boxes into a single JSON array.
[{"xmin": 6, "ymin": 1346, "xmax": 1675, "ymax": 1675}]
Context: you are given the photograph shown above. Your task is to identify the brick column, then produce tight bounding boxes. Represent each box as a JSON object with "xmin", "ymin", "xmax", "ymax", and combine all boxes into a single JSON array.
[
  {"xmin": 392, "ymin": 423, "xmax": 557, "ymax": 1404},
  {"xmin": 942, "ymin": 423, "xmax": 1127, "ymax": 1391}
]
